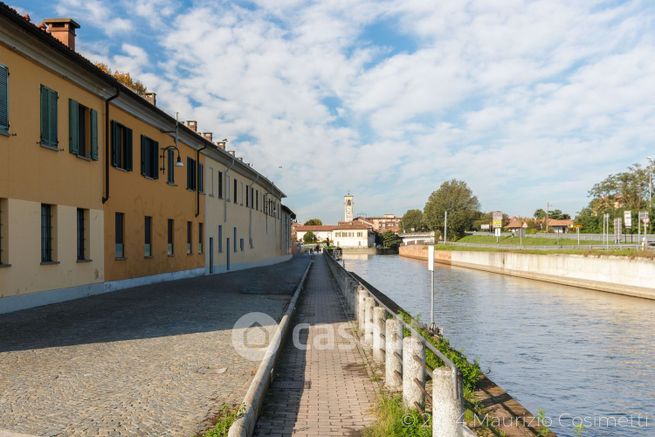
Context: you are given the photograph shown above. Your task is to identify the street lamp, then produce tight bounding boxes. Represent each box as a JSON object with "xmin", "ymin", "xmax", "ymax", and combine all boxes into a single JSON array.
[{"xmin": 159, "ymin": 145, "xmax": 183, "ymax": 172}]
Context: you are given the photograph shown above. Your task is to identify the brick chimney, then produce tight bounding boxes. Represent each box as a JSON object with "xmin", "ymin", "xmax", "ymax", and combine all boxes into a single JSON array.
[
  {"xmin": 185, "ymin": 120, "xmax": 198, "ymax": 132},
  {"xmin": 144, "ymin": 92, "xmax": 156, "ymax": 106},
  {"xmin": 202, "ymin": 132, "xmax": 213, "ymax": 142},
  {"xmin": 43, "ymin": 18, "xmax": 80, "ymax": 51},
  {"xmin": 215, "ymin": 139, "xmax": 227, "ymax": 150}
]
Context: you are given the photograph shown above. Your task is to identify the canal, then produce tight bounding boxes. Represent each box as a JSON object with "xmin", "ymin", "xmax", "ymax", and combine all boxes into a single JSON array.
[{"xmin": 343, "ymin": 254, "xmax": 654, "ymax": 437}]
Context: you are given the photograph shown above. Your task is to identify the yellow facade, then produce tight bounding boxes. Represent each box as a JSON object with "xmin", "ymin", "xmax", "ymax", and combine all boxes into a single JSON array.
[
  {"xmin": 103, "ymin": 105, "xmax": 205, "ymax": 281},
  {"xmin": 0, "ymin": 38, "xmax": 105, "ymax": 299},
  {"xmin": 0, "ymin": 6, "xmax": 292, "ymax": 313}
]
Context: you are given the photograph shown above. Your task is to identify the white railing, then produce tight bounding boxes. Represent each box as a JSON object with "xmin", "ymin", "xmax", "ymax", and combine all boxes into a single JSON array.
[{"xmin": 325, "ymin": 252, "xmax": 475, "ymax": 437}]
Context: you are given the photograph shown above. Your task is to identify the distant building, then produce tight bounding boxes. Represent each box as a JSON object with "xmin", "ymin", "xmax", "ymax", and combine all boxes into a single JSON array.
[
  {"xmin": 505, "ymin": 217, "xmax": 528, "ymax": 231},
  {"xmin": 294, "ymin": 222, "xmax": 375, "ymax": 248},
  {"xmin": 546, "ymin": 219, "xmax": 574, "ymax": 233},
  {"xmin": 344, "ymin": 193, "xmax": 354, "ymax": 222},
  {"xmin": 353, "ymin": 214, "xmax": 401, "ymax": 233}
]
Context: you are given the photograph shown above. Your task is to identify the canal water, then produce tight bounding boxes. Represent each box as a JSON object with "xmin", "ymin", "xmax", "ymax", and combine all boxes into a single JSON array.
[{"xmin": 343, "ymin": 254, "xmax": 655, "ymax": 437}]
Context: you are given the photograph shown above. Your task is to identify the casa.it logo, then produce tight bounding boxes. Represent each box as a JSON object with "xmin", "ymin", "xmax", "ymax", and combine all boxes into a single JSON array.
[{"xmin": 232, "ymin": 312, "xmax": 278, "ymax": 361}]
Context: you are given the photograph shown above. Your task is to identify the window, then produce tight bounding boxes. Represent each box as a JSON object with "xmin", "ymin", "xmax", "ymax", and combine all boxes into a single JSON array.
[
  {"xmin": 76, "ymin": 208, "xmax": 88, "ymax": 260},
  {"xmin": 144, "ymin": 216, "xmax": 152, "ymax": 257},
  {"xmin": 140, "ymin": 135, "xmax": 159, "ymax": 179},
  {"xmin": 166, "ymin": 149, "xmax": 175, "ymax": 184},
  {"xmin": 218, "ymin": 225, "xmax": 223, "ymax": 253},
  {"xmin": 240, "ymin": 238, "xmax": 244, "ymax": 251},
  {"xmin": 256, "ymin": 190, "xmax": 259, "ymax": 210},
  {"xmin": 246, "ymin": 185, "xmax": 249, "ymax": 207},
  {"xmin": 115, "ymin": 212, "xmax": 125, "ymax": 258},
  {"xmin": 0, "ymin": 65, "xmax": 8, "ymax": 135},
  {"xmin": 187, "ymin": 157, "xmax": 197, "ymax": 190},
  {"xmin": 40, "ymin": 85, "xmax": 58, "ymax": 148},
  {"xmin": 240, "ymin": 182, "xmax": 244, "ymax": 205},
  {"xmin": 233, "ymin": 178, "xmax": 238, "ymax": 204},
  {"xmin": 251, "ymin": 187, "xmax": 254, "ymax": 209},
  {"xmin": 208, "ymin": 168, "xmax": 214, "ymax": 196},
  {"xmin": 111, "ymin": 121, "xmax": 133, "ymax": 171},
  {"xmin": 233, "ymin": 227, "xmax": 237, "ymax": 252},
  {"xmin": 41, "ymin": 204, "xmax": 54, "ymax": 262},
  {"xmin": 0, "ymin": 199, "xmax": 7, "ymax": 264},
  {"xmin": 218, "ymin": 171, "xmax": 223, "ymax": 198},
  {"xmin": 69, "ymin": 100, "xmax": 98, "ymax": 159},
  {"xmin": 167, "ymin": 219, "xmax": 174, "ymax": 255},
  {"xmin": 198, "ymin": 163, "xmax": 204, "ymax": 193},
  {"xmin": 186, "ymin": 221, "xmax": 192, "ymax": 254},
  {"xmin": 198, "ymin": 222, "xmax": 203, "ymax": 254}
]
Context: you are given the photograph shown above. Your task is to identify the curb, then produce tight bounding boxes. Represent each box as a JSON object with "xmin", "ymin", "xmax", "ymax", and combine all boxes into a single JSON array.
[{"xmin": 227, "ymin": 260, "xmax": 313, "ymax": 437}]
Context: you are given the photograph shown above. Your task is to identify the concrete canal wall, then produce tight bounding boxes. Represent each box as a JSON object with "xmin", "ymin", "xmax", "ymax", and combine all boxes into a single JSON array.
[{"xmin": 399, "ymin": 245, "xmax": 655, "ymax": 300}]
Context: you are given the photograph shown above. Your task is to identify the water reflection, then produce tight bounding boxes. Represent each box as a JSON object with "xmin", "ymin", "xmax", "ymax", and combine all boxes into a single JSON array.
[{"xmin": 344, "ymin": 254, "xmax": 655, "ymax": 437}]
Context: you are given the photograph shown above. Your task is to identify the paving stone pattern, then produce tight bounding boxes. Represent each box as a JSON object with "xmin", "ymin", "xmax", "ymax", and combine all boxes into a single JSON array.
[
  {"xmin": 0, "ymin": 257, "xmax": 310, "ymax": 437},
  {"xmin": 254, "ymin": 255, "xmax": 378, "ymax": 437}
]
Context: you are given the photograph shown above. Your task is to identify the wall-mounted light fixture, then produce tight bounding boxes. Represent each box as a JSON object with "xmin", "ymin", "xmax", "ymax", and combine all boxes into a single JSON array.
[{"xmin": 160, "ymin": 145, "xmax": 184, "ymax": 172}]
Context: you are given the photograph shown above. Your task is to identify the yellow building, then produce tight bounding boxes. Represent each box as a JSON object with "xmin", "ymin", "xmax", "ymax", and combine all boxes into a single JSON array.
[{"xmin": 0, "ymin": 4, "xmax": 292, "ymax": 313}]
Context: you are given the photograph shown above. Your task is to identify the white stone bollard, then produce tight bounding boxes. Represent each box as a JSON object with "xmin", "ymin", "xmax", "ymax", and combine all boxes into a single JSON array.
[
  {"xmin": 402, "ymin": 336, "xmax": 425, "ymax": 409},
  {"xmin": 364, "ymin": 296, "xmax": 375, "ymax": 346},
  {"xmin": 372, "ymin": 307, "xmax": 386, "ymax": 363},
  {"xmin": 385, "ymin": 318, "xmax": 403, "ymax": 390},
  {"xmin": 432, "ymin": 367, "xmax": 464, "ymax": 437},
  {"xmin": 357, "ymin": 289, "xmax": 367, "ymax": 332}
]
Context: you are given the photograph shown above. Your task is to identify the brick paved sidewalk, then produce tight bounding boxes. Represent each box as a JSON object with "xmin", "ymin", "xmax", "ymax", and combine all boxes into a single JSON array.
[
  {"xmin": 254, "ymin": 255, "xmax": 378, "ymax": 437},
  {"xmin": 0, "ymin": 257, "xmax": 310, "ymax": 437}
]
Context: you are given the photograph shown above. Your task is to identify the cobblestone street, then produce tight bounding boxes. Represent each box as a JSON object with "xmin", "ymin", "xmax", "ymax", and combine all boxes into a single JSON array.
[{"xmin": 0, "ymin": 258, "xmax": 310, "ymax": 437}]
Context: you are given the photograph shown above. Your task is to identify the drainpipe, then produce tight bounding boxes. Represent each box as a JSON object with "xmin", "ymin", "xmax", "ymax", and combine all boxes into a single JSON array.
[
  {"xmin": 224, "ymin": 154, "xmax": 236, "ymax": 223},
  {"xmin": 195, "ymin": 142, "xmax": 207, "ymax": 217},
  {"xmin": 102, "ymin": 88, "xmax": 120, "ymax": 204}
]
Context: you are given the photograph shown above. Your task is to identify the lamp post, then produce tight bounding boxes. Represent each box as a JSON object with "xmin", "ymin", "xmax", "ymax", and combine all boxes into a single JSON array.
[
  {"xmin": 159, "ymin": 145, "xmax": 184, "ymax": 173},
  {"xmin": 160, "ymin": 112, "xmax": 184, "ymax": 174},
  {"xmin": 648, "ymin": 157, "xmax": 654, "ymax": 235}
]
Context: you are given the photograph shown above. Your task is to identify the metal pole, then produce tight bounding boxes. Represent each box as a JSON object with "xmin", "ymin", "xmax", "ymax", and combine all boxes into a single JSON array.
[
  {"xmin": 430, "ymin": 269, "xmax": 435, "ymax": 326},
  {"xmin": 443, "ymin": 210, "xmax": 448, "ymax": 244}
]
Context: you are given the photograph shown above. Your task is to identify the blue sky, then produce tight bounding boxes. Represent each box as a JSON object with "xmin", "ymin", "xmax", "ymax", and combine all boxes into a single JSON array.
[{"xmin": 14, "ymin": 0, "xmax": 655, "ymax": 223}]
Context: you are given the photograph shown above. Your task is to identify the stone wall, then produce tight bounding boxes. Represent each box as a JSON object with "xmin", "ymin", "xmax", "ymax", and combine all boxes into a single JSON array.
[{"xmin": 399, "ymin": 245, "xmax": 655, "ymax": 300}]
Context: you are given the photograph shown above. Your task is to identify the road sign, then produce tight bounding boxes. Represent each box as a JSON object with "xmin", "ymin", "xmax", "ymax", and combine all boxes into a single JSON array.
[
  {"xmin": 480, "ymin": 224, "xmax": 490, "ymax": 231},
  {"xmin": 624, "ymin": 210, "xmax": 632, "ymax": 228},
  {"xmin": 428, "ymin": 245, "xmax": 434, "ymax": 272},
  {"xmin": 494, "ymin": 228, "xmax": 501, "ymax": 237},
  {"xmin": 492, "ymin": 211, "xmax": 503, "ymax": 229}
]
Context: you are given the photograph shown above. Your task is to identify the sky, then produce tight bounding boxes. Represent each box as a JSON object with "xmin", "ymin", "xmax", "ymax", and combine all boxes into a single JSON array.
[{"xmin": 14, "ymin": 0, "xmax": 655, "ymax": 223}]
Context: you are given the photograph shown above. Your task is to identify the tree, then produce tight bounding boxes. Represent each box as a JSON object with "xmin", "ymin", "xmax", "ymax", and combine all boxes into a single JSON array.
[
  {"xmin": 304, "ymin": 218, "xmax": 323, "ymax": 226},
  {"xmin": 400, "ymin": 209, "xmax": 425, "ymax": 232},
  {"xmin": 380, "ymin": 231, "xmax": 402, "ymax": 249},
  {"xmin": 95, "ymin": 62, "xmax": 148, "ymax": 96},
  {"xmin": 423, "ymin": 179, "xmax": 480, "ymax": 240},
  {"xmin": 302, "ymin": 231, "xmax": 317, "ymax": 244}
]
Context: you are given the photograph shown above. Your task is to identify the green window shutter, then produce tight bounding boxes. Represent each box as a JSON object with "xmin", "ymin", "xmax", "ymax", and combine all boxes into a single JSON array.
[
  {"xmin": 140, "ymin": 135, "xmax": 146, "ymax": 176},
  {"xmin": 90, "ymin": 109, "xmax": 98, "ymax": 160},
  {"xmin": 0, "ymin": 65, "xmax": 8, "ymax": 132},
  {"xmin": 111, "ymin": 121, "xmax": 119, "ymax": 166},
  {"xmin": 153, "ymin": 141, "xmax": 159, "ymax": 179},
  {"xmin": 68, "ymin": 99, "xmax": 79, "ymax": 155},
  {"xmin": 125, "ymin": 127, "xmax": 133, "ymax": 171},
  {"xmin": 49, "ymin": 89, "xmax": 58, "ymax": 147},
  {"xmin": 40, "ymin": 85, "xmax": 48, "ymax": 143}
]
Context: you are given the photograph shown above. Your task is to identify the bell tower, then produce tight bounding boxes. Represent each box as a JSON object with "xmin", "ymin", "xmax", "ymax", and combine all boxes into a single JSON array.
[{"xmin": 344, "ymin": 193, "xmax": 354, "ymax": 222}]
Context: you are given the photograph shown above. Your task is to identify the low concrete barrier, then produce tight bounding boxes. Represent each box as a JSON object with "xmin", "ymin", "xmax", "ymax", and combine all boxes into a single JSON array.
[
  {"xmin": 228, "ymin": 261, "xmax": 313, "ymax": 437},
  {"xmin": 400, "ymin": 245, "xmax": 655, "ymax": 300}
]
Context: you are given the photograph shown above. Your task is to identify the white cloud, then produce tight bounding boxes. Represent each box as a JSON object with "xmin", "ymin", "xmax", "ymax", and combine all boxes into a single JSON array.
[
  {"xmin": 56, "ymin": 0, "xmax": 132, "ymax": 35},
  {"xmin": 69, "ymin": 0, "xmax": 655, "ymax": 221}
]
